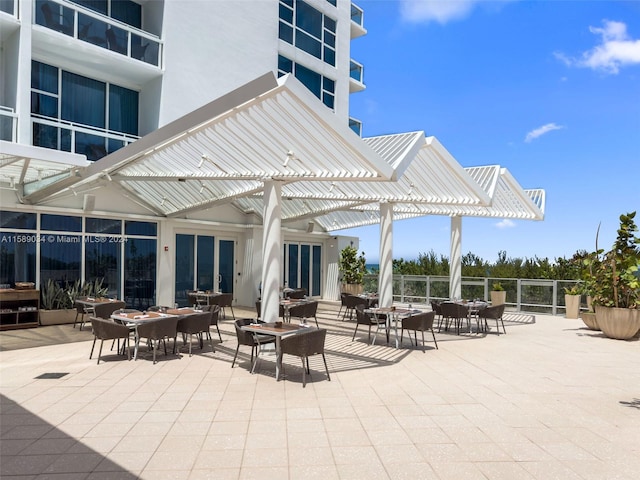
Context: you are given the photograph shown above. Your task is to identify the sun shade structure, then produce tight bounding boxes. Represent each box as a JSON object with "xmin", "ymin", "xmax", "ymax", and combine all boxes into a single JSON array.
[
  {"xmin": 2, "ymin": 71, "xmax": 545, "ymax": 311},
  {"xmin": 22, "ymin": 73, "xmax": 394, "ymax": 212},
  {"xmin": 0, "ymin": 142, "xmax": 88, "ymax": 196}
]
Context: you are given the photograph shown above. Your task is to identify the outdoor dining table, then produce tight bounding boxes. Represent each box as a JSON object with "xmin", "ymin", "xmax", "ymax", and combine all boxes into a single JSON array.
[
  {"xmin": 240, "ymin": 322, "xmax": 312, "ymax": 380},
  {"xmin": 111, "ymin": 310, "xmax": 178, "ymax": 360},
  {"xmin": 188, "ymin": 291, "xmax": 224, "ymax": 306},
  {"xmin": 279, "ymin": 298, "xmax": 310, "ymax": 322},
  {"xmin": 454, "ymin": 300, "xmax": 489, "ymax": 333},
  {"xmin": 75, "ymin": 297, "xmax": 126, "ymax": 329},
  {"xmin": 366, "ymin": 306, "xmax": 422, "ymax": 348}
]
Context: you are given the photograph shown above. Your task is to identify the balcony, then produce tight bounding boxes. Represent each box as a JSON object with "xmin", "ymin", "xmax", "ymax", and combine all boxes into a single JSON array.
[
  {"xmin": 1, "ymin": 106, "xmax": 17, "ymax": 142},
  {"xmin": 0, "ymin": 0, "xmax": 19, "ymax": 41},
  {"xmin": 349, "ymin": 117, "xmax": 362, "ymax": 137},
  {"xmin": 33, "ymin": 0, "xmax": 162, "ymax": 69},
  {"xmin": 349, "ymin": 59, "xmax": 365, "ymax": 93},
  {"xmin": 31, "ymin": 115, "xmax": 139, "ymax": 161},
  {"xmin": 350, "ymin": 3, "xmax": 366, "ymax": 38}
]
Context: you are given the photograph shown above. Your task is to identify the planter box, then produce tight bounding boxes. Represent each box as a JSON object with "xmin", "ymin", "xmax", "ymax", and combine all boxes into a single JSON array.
[
  {"xmin": 490, "ymin": 290, "xmax": 506, "ymax": 306},
  {"xmin": 595, "ymin": 306, "xmax": 640, "ymax": 340},
  {"xmin": 565, "ymin": 294, "xmax": 581, "ymax": 319},
  {"xmin": 39, "ymin": 309, "xmax": 77, "ymax": 326},
  {"xmin": 580, "ymin": 312, "xmax": 599, "ymax": 330},
  {"xmin": 341, "ymin": 283, "xmax": 363, "ymax": 295}
]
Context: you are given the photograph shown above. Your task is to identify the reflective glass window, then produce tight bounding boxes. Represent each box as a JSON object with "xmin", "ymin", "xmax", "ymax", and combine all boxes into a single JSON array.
[
  {"xmin": 125, "ymin": 221, "xmax": 156, "ymax": 236},
  {"xmin": 278, "ymin": 55, "xmax": 293, "ymax": 74},
  {"xmin": 41, "ymin": 214, "xmax": 82, "ymax": 232},
  {"xmin": 295, "ymin": 63, "xmax": 321, "ymax": 98},
  {"xmin": 0, "ymin": 211, "xmax": 36, "ymax": 229},
  {"xmin": 175, "ymin": 234, "xmax": 194, "ymax": 306},
  {"xmin": 296, "ymin": 0, "xmax": 322, "ymax": 38},
  {"xmin": 31, "ymin": 92, "xmax": 58, "ymax": 118},
  {"xmin": 288, "ymin": 244, "xmax": 299, "ymax": 288},
  {"xmin": 279, "ymin": 3, "xmax": 293, "ymax": 23},
  {"xmin": 312, "ymin": 245, "xmax": 321, "ymax": 296},
  {"xmin": 301, "ymin": 244, "xmax": 310, "ymax": 293},
  {"xmin": 0, "ymin": 233, "xmax": 37, "ymax": 285},
  {"xmin": 296, "ymin": 30, "xmax": 322, "ymax": 59},
  {"xmin": 86, "ymin": 217, "xmax": 121, "ymax": 234},
  {"xmin": 31, "ymin": 61, "xmax": 58, "ymax": 94},
  {"xmin": 279, "ymin": 22, "xmax": 293, "ymax": 44},
  {"xmin": 62, "ymin": 71, "xmax": 106, "ymax": 129},
  {"xmin": 40, "ymin": 234, "xmax": 81, "ymax": 285},
  {"xmin": 197, "ymin": 236, "xmax": 214, "ymax": 292},
  {"xmin": 85, "ymin": 236, "xmax": 121, "ymax": 298},
  {"xmin": 109, "ymin": 85, "xmax": 139, "ymax": 136},
  {"xmin": 124, "ymin": 238, "xmax": 156, "ymax": 309}
]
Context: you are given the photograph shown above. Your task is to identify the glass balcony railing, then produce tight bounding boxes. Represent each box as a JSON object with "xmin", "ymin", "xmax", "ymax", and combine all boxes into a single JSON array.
[
  {"xmin": 0, "ymin": 106, "xmax": 17, "ymax": 142},
  {"xmin": 349, "ymin": 117, "xmax": 362, "ymax": 137},
  {"xmin": 33, "ymin": 0, "xmax": 162, "ymax": 68},
  {"xmin": 351, "ymin": 3, "xmax": 364, "ymax": 28},
  {"xmin": 0, "ymin": 0, "xmax": 16, "ymax": 16},
  {"xmin": 350, "ymin": 60, "xmax": 364, "ymax": 83},
  {"xmin": 31, "ymin": 115, "xmax": 140, "ymax": 161}
]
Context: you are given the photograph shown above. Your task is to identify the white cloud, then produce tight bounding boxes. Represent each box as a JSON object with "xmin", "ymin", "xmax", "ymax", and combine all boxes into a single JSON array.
[
  {"xmin": 496, "ymin": 219, "xmax": 516, "ymax": 229},
  {"xmin": 555, "ymin": 20, "xmax": 640, "ymax": 74},
  {"xmin": 524, "ymin": 123, "xmax": 564, "ymax": 143}
]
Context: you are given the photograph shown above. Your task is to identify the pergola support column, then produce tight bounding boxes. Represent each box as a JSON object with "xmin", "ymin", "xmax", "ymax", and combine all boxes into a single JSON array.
[
  {"xmin": 378, "ymin": 202, "xmax": 394, "ymax": 307},
  {"xmin": 261, "ymin": 179, "xmax": 282, "ymax": 323},
  {"xmin": 450, "ymin": 215, "xmax": 462, "ymax": 300}
]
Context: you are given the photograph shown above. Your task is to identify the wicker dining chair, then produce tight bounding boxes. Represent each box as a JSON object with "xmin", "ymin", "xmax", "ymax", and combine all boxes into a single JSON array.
[
  {"xmin": 477, "ymin": 304, "xmax": 507, "ymax": 335},
  {"xmin": 211, "ymin": 293, "xmax": 235, "ymax": 320},
  {"xmin": 89, "ymin": 316, "xmax": 131, "ymax": 364},
  {"xmin": 200, "ymin": 304, "xmax": 222, "ymax": 342},
  {"xmin": 176, "ymin": 312, "xmax": 215, "ymax": 356},
  {"xmin": 280, "ymin": 328, "xmax": 330, "ymax": 387},
  {"xmin": 401, "ymin": 311, "xmax": 438, "ymax": 351},
  {"xmin": 231, "ymin": 318, "xmax": 275, "ymax": 371},
  {"xmin": 352, "ymin": 304, "xmax": 387, "ymax": 344},
  {"xmin": 439, "ymin": 302, "xmax": 470, "ymax": 335},
  {"xmin": 136, "ymin": 316, "xmax": 179, "ymax": 364}
]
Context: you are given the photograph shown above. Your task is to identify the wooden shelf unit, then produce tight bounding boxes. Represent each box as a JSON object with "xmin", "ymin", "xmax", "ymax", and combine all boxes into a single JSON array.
[{"xmin": 0, "ymin": 289, "xmax": 40, "ymax": 330}]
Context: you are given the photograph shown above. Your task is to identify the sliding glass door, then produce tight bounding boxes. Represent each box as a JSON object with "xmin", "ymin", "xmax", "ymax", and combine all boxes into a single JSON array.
[{"xmin": 174, "ymin": 234, "xmax": 235, "ymax": 306}]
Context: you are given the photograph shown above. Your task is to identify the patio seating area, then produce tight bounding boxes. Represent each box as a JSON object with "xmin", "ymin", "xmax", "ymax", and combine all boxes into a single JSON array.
[{"xmin": 1, "ymin": 301, "xmax": 639, "ymax": 479}]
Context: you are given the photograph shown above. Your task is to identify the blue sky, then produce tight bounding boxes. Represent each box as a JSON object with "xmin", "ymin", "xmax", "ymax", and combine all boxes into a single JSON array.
[{"xmin": 341, "ymin": 0, "xmax": 640, "ymax": 264}]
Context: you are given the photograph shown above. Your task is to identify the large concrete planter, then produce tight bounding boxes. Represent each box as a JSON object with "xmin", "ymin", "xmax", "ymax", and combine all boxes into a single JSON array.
[
  {"xmin": 490, "ymin": 290, "xmax": 506, "ymax": 306},
  {"xmin": 39, "ymin": 309, "xmax": 76, "ymax": 326},
  {"xmin": 595, "ymin": 306, "xmax": 640, "ymax": 340},
  {"xmin": 565, "ymin": 294, "xmax": 581, "ymax": 319},
  {"xmin": 341, "ymin": 283, "xmax": 364, "ymax": 295},
  {"xmin": 580, "ymin": 312, "xmax": 599, "ymax": 330}
]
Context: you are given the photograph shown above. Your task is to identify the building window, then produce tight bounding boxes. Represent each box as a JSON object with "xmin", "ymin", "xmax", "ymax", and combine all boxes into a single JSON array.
[
  {"xmin": 1, "ymin": 211, "xmax": 157, "ymax": 306},
  {"xmin": 31, "ymin": 60, "xmax": 139, "ymax": 161},
  {"xmin": 279, "ymin": 0, "xmax": 336, "ymax": 67},
  {"xmin": 71, "ymin": 0, "xmax": 141, "ymax": 29},
  {"xmin": 278, "ymin": 55, "xmax": 335, "ymax": 110},
  {"xmin": 283, "ymin": 241, "xmax": 322, "ymax": 296}
]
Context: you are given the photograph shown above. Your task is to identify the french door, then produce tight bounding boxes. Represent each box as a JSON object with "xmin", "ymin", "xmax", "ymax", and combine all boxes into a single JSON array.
[
  {"xmin": 283, "ymin": 242, "xmax": 322, "ymax": 296},
  {"xmin": 174, "ymin": 234, "xmax": 235, "ymax": 306}
]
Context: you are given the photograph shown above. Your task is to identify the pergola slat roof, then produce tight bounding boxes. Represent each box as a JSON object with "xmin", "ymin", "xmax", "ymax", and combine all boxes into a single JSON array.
[{"xmin": 2, "ymin": 71, "xmax": 545, "ymax": 229}]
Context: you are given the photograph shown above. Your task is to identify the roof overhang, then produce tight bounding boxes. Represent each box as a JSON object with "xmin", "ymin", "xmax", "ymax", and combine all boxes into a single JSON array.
[{"xmin": 22, "ymin": 72, "xmax": 395, "ymax": 215}]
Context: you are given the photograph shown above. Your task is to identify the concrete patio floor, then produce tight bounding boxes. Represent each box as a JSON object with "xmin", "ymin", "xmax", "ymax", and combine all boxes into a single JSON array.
[{"xmin": 1, "ymin": 303, "xmax": 639, "ymax": 479}]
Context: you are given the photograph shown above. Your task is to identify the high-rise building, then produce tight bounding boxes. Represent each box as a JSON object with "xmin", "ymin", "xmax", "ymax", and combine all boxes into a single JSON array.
[
  {"xmin": 1, "ymin": 0, "xmax": 366, "ymax": 159},
  {"xmin": 0, "ymin": 0, "xmax": 370, "ymax": 312}
]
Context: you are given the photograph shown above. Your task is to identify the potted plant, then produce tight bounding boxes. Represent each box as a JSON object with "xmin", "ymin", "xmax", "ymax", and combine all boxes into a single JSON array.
[
  {"xmin": 563, "ymin": 284, "xmax": 582, "ymax": 319},
  {"xmin": 338, "ymin": 245, "xmax": 367, "ymax": 295},
  {"xmin": 490, "ymin": 282, "xmax": 506, "ymax": 306},
  {"xmin": 39, "ymin": 278, "xmax": 109, "ymax": 326},
  {"xmin": 586, "ymin": 212, "xmax": 640, "ymax": 339}
]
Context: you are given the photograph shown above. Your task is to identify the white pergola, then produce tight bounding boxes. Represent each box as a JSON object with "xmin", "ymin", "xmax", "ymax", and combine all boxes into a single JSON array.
[{"xmin": 1, "ymin": 72, "xmax": 545, "ymax": 318}]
